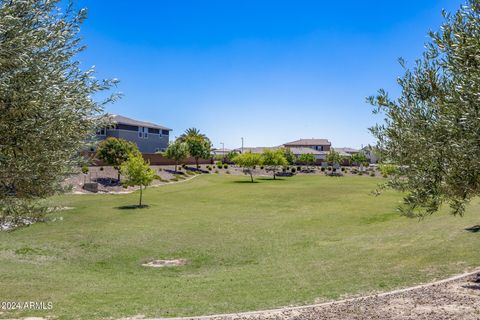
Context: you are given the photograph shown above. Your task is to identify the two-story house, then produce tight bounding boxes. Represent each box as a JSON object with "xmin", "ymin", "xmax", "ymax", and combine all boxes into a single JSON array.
[
  {"xmin": 96, "ymin": 115, "xmax": 171, "ymax": 154},
  {"xmin": 283, "ymin": 139, "xmax": 331, "ymax": 151}
]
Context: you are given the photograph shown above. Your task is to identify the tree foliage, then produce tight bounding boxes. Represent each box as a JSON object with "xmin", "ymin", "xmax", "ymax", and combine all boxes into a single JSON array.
[
  {"xmin": 326, "ymin": 150, "xmax": 342, "ymax": 165},
  {"xmin": 0, "ymin": 0, "xmax": 118, "ymax": 218},
  {"xmin": 350, "ymin": 152, "xmax": 368, "ymax": 166},
  {"xmin": 233, "ymin": 152, "xmax": 262, "ymax": 182},
  {"xmin": 121, "ymin": 153, "xmax": 155, "ymax": 207},
  {"xmin": 261, "ymin": 149, "xmax": 288, "ymax": 180},
  {"xmin": 176, "ymin": 128, "xmax": 211, "ymax": 168},
  {"xmin": 298, "ymin": 153, "xmax": 316, "ymax": 167},
  {"xmin": 369, "ymin": 1, "xmax": 480, "ymax": 217},
  {"xmin": 164, "ymin": 141, "xmax": 189, "ymax": 172},
  {"xmin": 282, "ymin": 148, "xmax": 296, "ymax": 165},
  {"xmin": 96, "ymin": 138, "xmax": 140, "ymax": 181}
]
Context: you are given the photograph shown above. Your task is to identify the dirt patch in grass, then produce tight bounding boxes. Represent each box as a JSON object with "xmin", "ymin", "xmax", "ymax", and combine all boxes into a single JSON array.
[{"xmin": 141, "ymin": 259, "xmax": 188, "ymax": 268}]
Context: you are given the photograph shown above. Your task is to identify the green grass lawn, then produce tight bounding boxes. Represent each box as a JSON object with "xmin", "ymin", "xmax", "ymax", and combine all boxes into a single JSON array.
[{"xmin": 1, "ymin": 175, "xmax": 480, "ymax": 319}]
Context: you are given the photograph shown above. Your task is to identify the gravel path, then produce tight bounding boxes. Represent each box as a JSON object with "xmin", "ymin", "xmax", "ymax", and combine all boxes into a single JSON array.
[{"xmin": 146, "ymin": 269, "xmax": 480, "ymax": 320}]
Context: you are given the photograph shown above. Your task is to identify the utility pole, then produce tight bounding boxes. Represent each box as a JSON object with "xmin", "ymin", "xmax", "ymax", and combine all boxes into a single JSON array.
[
  {"xmin": 220, "ymin": 142, "xmax": 225, "ymax": 159},
  {"xmin": 241, "ymin": 137, "xmax": 244, "ymax": 153}
]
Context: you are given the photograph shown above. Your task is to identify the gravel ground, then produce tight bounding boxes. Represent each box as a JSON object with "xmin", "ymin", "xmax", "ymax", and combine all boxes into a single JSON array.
[{"xmin": 146, "ymin": 270, "xmax": 480, "ymax": 320}]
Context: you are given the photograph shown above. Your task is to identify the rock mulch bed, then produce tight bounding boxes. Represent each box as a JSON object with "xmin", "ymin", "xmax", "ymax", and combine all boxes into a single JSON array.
[{"xmin": 139, "ymin": 269, "xmax": 480, "ymax": 320}]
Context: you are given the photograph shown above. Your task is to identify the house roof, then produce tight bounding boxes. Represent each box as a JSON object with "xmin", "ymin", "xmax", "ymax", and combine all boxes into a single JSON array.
[
  {"xmin": 108, "ymin": 114, "xmax": 172, "ymax": 131},
  {"xmin": 288, "ymin": 147, "xmax": 325, "ymax": 155},
  {"xmin": 284, "ymin": 139, "xmax": 331, "ymax": 146},
  {"xmin": 235, "ymin": 147, "xmax": 277, "ymax": 154},
  {"xmin": 333, "ymin": 147, "xmax": 359, "ymax": 154}
]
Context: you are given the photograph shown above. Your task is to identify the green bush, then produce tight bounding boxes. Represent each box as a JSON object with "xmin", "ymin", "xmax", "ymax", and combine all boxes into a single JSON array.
[
  {"xmin": 81, "ymin": 165, "xmax": 89, "ymax": 174},
  {"xmin": 321, "ymin": 167, "xmax": 325, "ymax": 172},
  {"xmin": 216, "ymin": 161, "xmax": 223, "ymax": 167},
  {"xmin": 99, "ymin": 167, "xmax": 104, "ymax": 171},
  {"xmin": 226, "ymin": 170, "xmax": 231, "ymax": 174},
  {"xmin": 370, "ymin": 172, "xmax": 375, "ymax": 177},
  {"xmin": 223, "ymin": 164, "xmax": 228, "ymax": 169},
  {"xmin": 297, "ymin": 166, "xmax": 301, "ymax": 171},
  {"xmin": 291, "ymin": 167, "xmax": 296, "ymax": 173},
  {"xmin": 379, "ymin": 163, "xmax": 398, "ymax": 177},
  {"xmin": 215, "ymin": 170, "xmax": 219, "ymax": 174}
]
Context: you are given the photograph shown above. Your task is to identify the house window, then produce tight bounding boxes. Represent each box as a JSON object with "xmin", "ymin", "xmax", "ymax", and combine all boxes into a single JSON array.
[
  {"xmin": 96, "ymin": 127, "xmax": 106, "ymax": 136},
  {"xmin": 138, "ymin": 127, "xmax": 148, "ymax": 139}
]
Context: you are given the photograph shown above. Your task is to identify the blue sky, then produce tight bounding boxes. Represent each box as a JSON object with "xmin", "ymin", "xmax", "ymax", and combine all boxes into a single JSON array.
[{"xmin": 78, "ymin": 0, "xmax": 459, "ymax": 149}]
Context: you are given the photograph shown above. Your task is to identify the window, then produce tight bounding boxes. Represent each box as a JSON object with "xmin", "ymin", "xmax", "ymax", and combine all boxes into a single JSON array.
[
  {"xmin": 138, "ymin": 127, "xmax": 148, "ymax": 139},
  {"xmin": 162, "ymin": 130, "xmax": 169, "ymax": 136},
  {"xmin": 96, "ymin": 127, "xmax": 106, "ymax": 136}
]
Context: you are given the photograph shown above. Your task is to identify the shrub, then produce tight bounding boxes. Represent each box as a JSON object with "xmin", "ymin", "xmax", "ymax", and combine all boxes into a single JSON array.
[
  {"xmin": 81, "ymin": 165, "xmax": 89, "ymax": 175},
  {"xmin": 341, "ymin": 167, "xmax": 345, "ymax": 172},
  {"xmin": 215, "ymin": 170, "xmax": 219, "ymax": 174},
  {"xmin": 297, "ymin": 166, "xmax": 301, "ymax": 171},
  {"xmin": 216, "ymin": 161, "xmax": 223, "ymax": 167},
  {"xmin": 321, "ymin": 167, "xmax": 325, "ymax": 172},
  {"xmin": 99, "ymin": 167, "xmax": 104, "ymax": 171},
  {"xmin": 291, "ymin": 167, "xmax": 296, "ymax": 173},
  {"xmin": 379, "ymin": 163, "xmax": 399, "ymax": 177},
  {"xmin": 226, "ymin": 170, "xmax": 230, "ymax": 174},
  {"xmin": 370, "ymin": 172, "xmax": 375, "ymax": 177},
  {"xmin": 328, "ymin": 167, "xmax": 332, "ymax": 171},
  {"xmin": 182, "ymin": 164, "xmax": 187, "ymax": 168},
  {"xmin": 223, "ymin": 164, "xmax": 228, "ymax": 169},
  {"xmin": 358, "ymin": 171, "xmax": 364, "ymax": 176},
  {"xmin": 333, "ymin": 168, "xmax": 337, "ymax": 172}
]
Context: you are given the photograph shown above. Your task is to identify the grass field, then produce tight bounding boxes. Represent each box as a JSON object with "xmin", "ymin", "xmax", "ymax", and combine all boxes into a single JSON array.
[{"xmin": 1, "ymin": 175, "xmax": 480, "ymax": 319}]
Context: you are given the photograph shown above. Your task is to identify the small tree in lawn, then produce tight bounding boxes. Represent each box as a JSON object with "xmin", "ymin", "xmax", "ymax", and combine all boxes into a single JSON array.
[
  {"xmin": 262, "ymin": 149, "xmax": 288, "ymax": 180},
  {"xmin": 298, "ymin": 153, "xmax": 316, "ymax": 170},
  {"xmin": 185, "ymin": 137, "xmax": 211, "ymax": 169},
  {"xmin": 96, "ymin": 138, "xmax": 141, "ymax": 181},
  {"xmin": 282, "ymin": 148, "xmax": 296, "ymax": 165},
  {"xmin": 164, "ymin": 141, "xmax": 189, "ymax": 172},
  {"xmin": 233, "ymin": 152, "xmax": 262, "ymax": 182},
  {"xmin": 326, "ymin": 150, "xmax": 342, "ymax": 166},
  {"xmin": 121, "ymin": 154, "xmax": 155, "ymax": 207}
]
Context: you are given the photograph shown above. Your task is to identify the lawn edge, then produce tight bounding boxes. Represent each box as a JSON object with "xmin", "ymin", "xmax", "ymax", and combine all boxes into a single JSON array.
[{"xmin": 148, "ymin": 267, "xmax": 480, "ymax": 320}]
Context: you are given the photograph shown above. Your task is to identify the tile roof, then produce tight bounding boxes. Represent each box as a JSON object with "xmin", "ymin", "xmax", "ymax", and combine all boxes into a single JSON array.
[
  {"xmin": 108, "ymin": 114, "xmax": 171, "ymax": 131},
  {"xmin": 284, "ymin": 139, "xmax": 331, "ymax": 146}
]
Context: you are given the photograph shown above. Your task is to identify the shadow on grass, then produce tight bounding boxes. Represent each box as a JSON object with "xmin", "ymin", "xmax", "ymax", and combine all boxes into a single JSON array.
[
  {"xmin": 465, "ymin": 225, "xmax": 480, "ymax": 233},
  {"xmin": 116, "ymin": 205, "xmax": 150, "ymax": 210},
  {"xmin": 258, "ymin": 177, "xmax": 286, "ymax": 181},
  {"xmin": 232, "ymin": 180, "xmax": 260, "ymax": 184}
]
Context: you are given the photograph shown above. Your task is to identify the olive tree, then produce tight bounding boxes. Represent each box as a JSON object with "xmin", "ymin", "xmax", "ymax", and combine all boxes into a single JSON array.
[
  {"xmin": 0, "ymin": 0, "xmax": 118, "ymax": 220},
  {"xmin": 369, "ymin": 0, "xmax": 480, "ymax": 217}
]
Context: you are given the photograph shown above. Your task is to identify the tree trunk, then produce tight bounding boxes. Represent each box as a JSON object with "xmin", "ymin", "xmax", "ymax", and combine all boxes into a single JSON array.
[
  {"xmin": 250, "ymin": 172, "xmax": 254, "ymax": 183},
  {"xmin": 116, "ymin": 168, "xmax": 121, "ymax": 182},
  {"xmin": 175, "ymin": 162, "xmax": 178, "ymax": 172},
  {"xmin": 273, "ymin": 171, "xmax": 276, "ymax": 180},
  {"xmin": 139, "ymin": 186, "xmax": 143, "ymax": 207},
  {"xmin": 196, "ymin": 157, "xmax": 199, "ymax": 169}
]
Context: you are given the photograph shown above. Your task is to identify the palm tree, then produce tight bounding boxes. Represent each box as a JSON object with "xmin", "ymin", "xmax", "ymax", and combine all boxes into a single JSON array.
[{"xmin": 177, "ymin": 128, "xmax": 210, "ymax": 143}]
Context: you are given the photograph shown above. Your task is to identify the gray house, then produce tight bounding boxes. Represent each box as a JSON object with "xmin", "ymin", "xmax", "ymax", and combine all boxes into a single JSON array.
[{"xmin": 96, "ymin": 115, "xmax": 171, "ymax": 154}]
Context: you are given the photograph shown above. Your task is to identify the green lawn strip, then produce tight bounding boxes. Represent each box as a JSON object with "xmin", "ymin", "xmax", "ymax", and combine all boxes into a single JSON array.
[{"xmin": 1, "ymin": 175, "xmax": 479, "ymax": 319}]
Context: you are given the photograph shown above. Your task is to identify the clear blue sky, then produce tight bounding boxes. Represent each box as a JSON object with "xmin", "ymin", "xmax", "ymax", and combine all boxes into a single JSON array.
[{"xmin": 78, "ymin": 0, "xmax": 459, "ymax": 149}]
